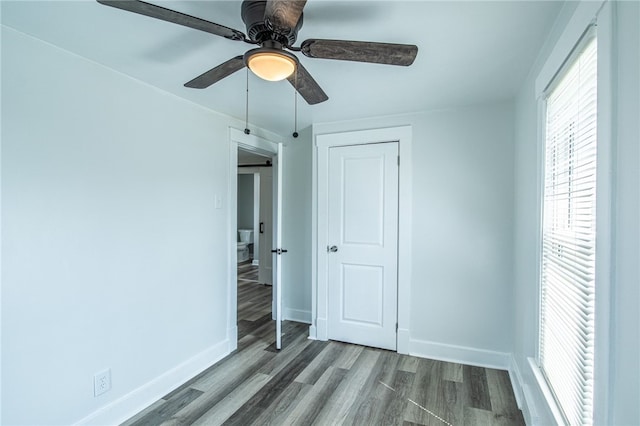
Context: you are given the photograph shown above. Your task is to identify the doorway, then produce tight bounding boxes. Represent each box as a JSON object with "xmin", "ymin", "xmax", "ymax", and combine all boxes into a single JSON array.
[
  {"xmin": 228, "ymin": 128, "xmax": 284, "ymax": 352},
  {"xmin": 236, "ymin": 148, "xmax": 274, "ymax": 340},
  {"xmin": 237, "ymin": 149, "xmax": 273, "ymax": 286}
]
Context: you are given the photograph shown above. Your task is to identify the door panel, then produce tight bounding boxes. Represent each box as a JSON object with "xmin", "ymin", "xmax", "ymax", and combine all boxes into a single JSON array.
[
  {"xmin": 342, "ymin": 156, "xmax": 384, "ymax": 245},
  {"xmin": 342, "ymin": 264, "xmax": 384, "ymax": 325},
  {"xmin": 327, "ymin": 142, "xmax": 398, "ymax": 350}
]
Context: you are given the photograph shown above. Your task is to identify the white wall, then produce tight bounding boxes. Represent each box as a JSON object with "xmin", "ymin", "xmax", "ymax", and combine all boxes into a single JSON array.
[
  {"xmin": 1, "ymin": 27, "xmax": 280, "ymax": 425},
  {"xmin": 312, "ymin": 101, "xmax": 516, "ymax": 365},
  {"xmin": 609, "ymin": 3, "xmax": 640, "ymax": 424},
  {"xmin": 512, "ymin": 2, "xmax": 640, "ymax": 424},
  {"xmin": 281, "ymin": 127, "xmax": 313, "ymax": 323}
]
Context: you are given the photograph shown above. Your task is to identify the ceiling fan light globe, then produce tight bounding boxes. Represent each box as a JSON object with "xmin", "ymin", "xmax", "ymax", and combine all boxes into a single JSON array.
[{"xmin": 247, "ymin": 52, "xmax": 297, "ymax": 81}]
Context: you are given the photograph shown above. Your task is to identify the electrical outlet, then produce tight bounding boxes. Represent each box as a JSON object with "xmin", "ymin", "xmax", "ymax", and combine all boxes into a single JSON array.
[{"xmin": 93, "ymin": 369, "xmax": 111, "ymax": 397}]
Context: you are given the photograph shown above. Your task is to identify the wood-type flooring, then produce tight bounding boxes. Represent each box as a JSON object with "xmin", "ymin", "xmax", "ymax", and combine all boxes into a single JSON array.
[{"xmin": 122, "ymin": 264, "xmax": 524, "ymax": 426}]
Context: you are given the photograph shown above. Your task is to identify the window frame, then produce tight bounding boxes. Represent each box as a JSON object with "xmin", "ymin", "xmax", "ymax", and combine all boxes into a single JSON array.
[
  {"xmin": 540, "ymin": 28, "xmax": 598, "ymax": 425},
  {"xmin": 532, "ymin": 1, "xmax": 613, "ymax": 425}
]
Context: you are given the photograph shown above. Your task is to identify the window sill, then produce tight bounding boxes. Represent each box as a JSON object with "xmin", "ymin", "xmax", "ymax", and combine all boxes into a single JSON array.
[{"xmin": 527, "ymin": 357, "xmax": 567, "ymax": 426}]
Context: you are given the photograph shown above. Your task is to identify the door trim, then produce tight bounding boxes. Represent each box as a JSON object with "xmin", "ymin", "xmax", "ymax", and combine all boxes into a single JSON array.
[
  {"xmin": 312, "ymin": 126, "xmax": 413, "ymax": 353},
  {"xmin": 228, "ymin": 127, "xmax": 280, "ymax": 352}
]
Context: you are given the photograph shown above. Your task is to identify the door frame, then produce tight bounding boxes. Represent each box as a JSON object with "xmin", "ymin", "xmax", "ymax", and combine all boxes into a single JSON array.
[
  {"xmin": 312, "ymin": 126, "xmax": 413, "ymax": 353},
  {"xmin": 228, "ymin": 127, "xmax": 280, "ymax": 352}
]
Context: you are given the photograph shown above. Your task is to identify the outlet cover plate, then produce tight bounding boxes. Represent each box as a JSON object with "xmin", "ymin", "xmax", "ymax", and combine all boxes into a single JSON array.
[{"xmin": 94, "ymin": 368, "xmax": 111, "ymax": 397}]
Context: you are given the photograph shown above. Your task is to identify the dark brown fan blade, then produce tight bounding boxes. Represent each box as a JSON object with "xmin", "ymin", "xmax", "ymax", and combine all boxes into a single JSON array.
[
  {"xmin": 300, "ymin": 39, "xmax": 418, "ymax": 66},
  {"xmin": 184, "ymin": 56, "xmax": 245, "ymax": 89},
  {"xmin": 264, "ymin": 0, "xmax": 307, "ymax": 32},
  {"xmin": 97, "ymin": 0, "xmax": 246, "ymax": 41},
  {"xmin": 287, "ymin": 63, "xmax": 328, "ymax": 105}
]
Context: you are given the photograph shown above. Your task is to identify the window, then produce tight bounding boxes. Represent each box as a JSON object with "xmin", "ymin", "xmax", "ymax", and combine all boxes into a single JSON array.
[{"xmin": 539, "ymin": 29, "xmax": 597, "ymax": 426}]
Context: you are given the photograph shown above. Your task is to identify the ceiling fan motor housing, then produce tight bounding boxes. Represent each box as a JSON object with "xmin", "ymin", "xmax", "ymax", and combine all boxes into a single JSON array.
[{"xmin": 241, "ymin": 0, "xmax": 303, "ymax": 46}]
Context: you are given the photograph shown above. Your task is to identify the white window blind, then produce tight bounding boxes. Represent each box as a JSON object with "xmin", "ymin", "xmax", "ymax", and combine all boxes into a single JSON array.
[{"xmin": 540, "ymin": 29, "xmax": 597, "ymax": 426}]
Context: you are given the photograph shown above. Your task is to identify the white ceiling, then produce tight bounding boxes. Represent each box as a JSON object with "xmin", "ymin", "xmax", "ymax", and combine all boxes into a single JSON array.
[{"xmin": 2, "ymin": 0, "xmax": 563, "ymax": 136}]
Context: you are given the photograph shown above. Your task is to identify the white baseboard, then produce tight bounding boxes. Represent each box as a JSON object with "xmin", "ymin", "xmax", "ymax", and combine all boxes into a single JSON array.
[
  {"xmin": 283, "ymin": 308, "xmax": 312, "ymax": 324},
  {"xmin": 408, "ymin": 338, "xmax": 511, "ymax": 370},
  {"xmin": 74, "ymin": 339, "xmax": 230, "ymax": 426},
  {"xmin": 504, "ymin": 356, "xmax": 561, "ymax": 426},
  {"xmin": 509, "ymin": 355, "xmax": 525, "ymax": 409},
  {"xmin": 521, "ymin": 383, "xmax": 540, "ymax": 426},
  {"xmin": 517, "ymin": 360, "xmax": 544, "ymax": 426}
]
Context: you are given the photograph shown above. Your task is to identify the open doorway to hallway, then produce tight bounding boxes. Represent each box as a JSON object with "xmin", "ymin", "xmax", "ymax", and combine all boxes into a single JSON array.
[{"xmin": 237, "ymin": 147, "xmax": 274, "ymax": 340}]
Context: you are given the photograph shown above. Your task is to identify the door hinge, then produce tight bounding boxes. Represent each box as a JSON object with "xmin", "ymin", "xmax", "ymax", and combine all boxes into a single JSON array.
[
  {"xmin": 397, "ymin": 156, "xmax": 400, "ymax": 166},
  {"xmin": 396, "ymin": 323, "xmax": 398, "ymax": 332}
]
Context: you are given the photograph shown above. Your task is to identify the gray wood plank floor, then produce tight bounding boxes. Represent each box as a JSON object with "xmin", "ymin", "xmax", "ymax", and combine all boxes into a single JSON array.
[{"xmin": 122, "ymin": 264, "xmax": 524, "ymax": 426}]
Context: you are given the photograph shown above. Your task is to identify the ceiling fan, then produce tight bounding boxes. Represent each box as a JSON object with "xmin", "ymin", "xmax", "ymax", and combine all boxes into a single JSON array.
[{"xmin": 96, "ymin": 0, "xmax": 419, "ymax": 105}]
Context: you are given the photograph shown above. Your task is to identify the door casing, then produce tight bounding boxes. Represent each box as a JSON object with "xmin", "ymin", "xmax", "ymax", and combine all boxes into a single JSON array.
[
  {"xmin": 312, "ymin": 126, "xmax": 413, "ymax": 354},
  {"xmin": 228, "ymin": 128, "xmax": 281, "ymax": 352}
]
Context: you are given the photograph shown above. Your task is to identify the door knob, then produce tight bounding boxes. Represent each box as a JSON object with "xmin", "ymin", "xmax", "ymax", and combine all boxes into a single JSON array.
[{"xmin": 327, "ymin": 245, "xmax": 338, "ymax": 253}]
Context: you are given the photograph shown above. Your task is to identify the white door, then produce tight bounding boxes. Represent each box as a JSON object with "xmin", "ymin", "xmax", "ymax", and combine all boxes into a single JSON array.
[
  {"xmin": 274, "ymin": 144, "xmax": 284, "ymax": 349},
  {"xmin": 327, "ymin": 142, "xmax": 399, "ymax": 350}
]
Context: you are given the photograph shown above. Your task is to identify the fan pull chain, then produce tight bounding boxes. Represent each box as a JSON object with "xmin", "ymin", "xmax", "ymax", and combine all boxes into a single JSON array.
[
  {"xmin": 244, "ymin": 68, "xmax": 250, "ymax": 135},
  {"xmin": 292, "ymin": 68, "xmax": 299, "ymax": 138}
]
